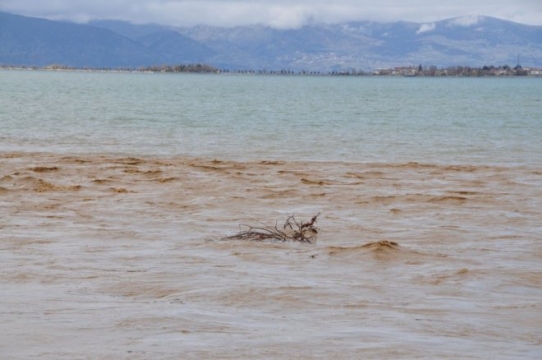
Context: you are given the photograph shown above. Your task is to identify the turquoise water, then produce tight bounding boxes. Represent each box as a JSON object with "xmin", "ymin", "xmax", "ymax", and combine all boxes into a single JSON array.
[{"xmin": 1, "ymin": 70, "xmax": 541, "ymax": 165}]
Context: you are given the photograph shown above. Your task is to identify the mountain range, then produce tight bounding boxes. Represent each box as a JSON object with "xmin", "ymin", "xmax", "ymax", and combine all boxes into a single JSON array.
[{"xmin": 1, "ymin": 11, "xmax": 541, "ymax": 71}]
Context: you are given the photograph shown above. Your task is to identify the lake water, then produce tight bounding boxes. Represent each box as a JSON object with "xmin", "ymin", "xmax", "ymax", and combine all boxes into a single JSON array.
[
  {"xmin": 1, "ymin": 70, "xmax": 541, "ymax": 359},
  {"xmin": 1, "ymin": 70, "xmax": 541, "ymax": 165}
]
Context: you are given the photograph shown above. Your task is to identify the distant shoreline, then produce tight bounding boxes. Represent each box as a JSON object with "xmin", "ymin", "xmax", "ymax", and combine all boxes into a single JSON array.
[{"xmin": 1, "ymin": 64, "xmax": 541, "ymax": 77}]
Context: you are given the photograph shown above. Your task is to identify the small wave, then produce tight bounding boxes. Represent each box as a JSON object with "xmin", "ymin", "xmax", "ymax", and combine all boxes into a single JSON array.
[
  {"xmin": 427, "ymin": 195, "xmax": 467, "ymax": 204},
  {"xmin": 115, "ymin": 157, "xmax": 146, "ymax": 165},
  {"xmin": 3, "ymin": 175, "xmax": 81, "ymax": 192},
  {"xmin": 300, "ymin": 178, "xmax": 331, "ymax": 185},
  {"xmin": 34, "ymin": 179, "xmax": 81, "ymax": 192},
  {"xmin": 326, "ymin": 240, "xmax": 440, "ymax": 262},
  {"xmin": 30, "ymin": 166, "xmax": 59, "ymax": 172},
  {"xmin": 328, "ymin": 240, "xmax": 398, "ymax": 254}
]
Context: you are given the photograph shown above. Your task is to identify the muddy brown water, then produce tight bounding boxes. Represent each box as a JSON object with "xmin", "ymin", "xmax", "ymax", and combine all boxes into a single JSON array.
[{"xmin": 1, "ymin": 152, "xmax": 541, "ymax": 358}]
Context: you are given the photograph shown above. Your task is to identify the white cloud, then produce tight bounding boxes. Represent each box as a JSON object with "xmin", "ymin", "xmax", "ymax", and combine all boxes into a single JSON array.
[
  {"xmin": 1, "ymin": 0, "xmax": 542, "ymax": 28},
  {"xmin": 447, "ymin": 15, "xmax": 481, "ymax": 27},
  {"xmin": 416, "ymin": 23, "xmax": 436, "ymax": 34}
]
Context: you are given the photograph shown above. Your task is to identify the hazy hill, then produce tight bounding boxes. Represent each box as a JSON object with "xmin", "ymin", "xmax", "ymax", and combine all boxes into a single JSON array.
[
  {"xmin": 87, "ymin": 20, "xmax": 166, "ymax": 40},
  {"xmin": 2, "ymin": 11, "xmax": 541, "ymax": 70},
  {"xmin": 175, "ymin": 16, "xmax": 542, "ymax": 70},
  {"xmin": 0, "ymin": 12, "xmax": 167, "ymax": 67},
  {"xmin": 135, "ymin": 30, "xmax": 216, "ymax": 63}
]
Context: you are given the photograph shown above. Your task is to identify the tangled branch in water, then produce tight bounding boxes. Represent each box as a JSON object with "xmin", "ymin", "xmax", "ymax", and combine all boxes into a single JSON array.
[{"xmin": 222, "ymin": 214, "xmax": 320, "ymax": 244}]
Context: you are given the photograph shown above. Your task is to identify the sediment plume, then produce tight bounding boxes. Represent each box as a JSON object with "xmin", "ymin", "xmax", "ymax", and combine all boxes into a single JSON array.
[{"xmin": 1, "ymin": 152, "xmax": 541, "ymax": 359}]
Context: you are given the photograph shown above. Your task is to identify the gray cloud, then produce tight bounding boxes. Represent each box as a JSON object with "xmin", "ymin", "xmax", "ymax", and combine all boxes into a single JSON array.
[{"xmin": 2, "ymin": 0, "xmax": 541, "ymax": 27}]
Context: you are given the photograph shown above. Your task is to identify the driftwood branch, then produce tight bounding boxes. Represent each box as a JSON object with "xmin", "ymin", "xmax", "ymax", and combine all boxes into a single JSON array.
[{"xmin": 222, "ymin": 213, "xmax": 320, "ymax": 244}]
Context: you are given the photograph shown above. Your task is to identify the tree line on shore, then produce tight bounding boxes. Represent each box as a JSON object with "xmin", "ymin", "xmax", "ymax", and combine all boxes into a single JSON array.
[
  {"xmin": 0, "ymin": 63, "xmax": 220, "ymax": 73},
  {"xmin": 1, "ymin": 63, "xmax": 539, "ymax": 77},
  {"xmin": 372, "ymin": 64, "xmax": 533, "ymax": 77}
]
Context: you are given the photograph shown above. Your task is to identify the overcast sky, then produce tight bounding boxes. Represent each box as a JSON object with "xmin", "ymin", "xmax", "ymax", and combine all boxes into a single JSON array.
[{"xmin": 2, "ymin": 0, "xmax": 542, "ymax": 28}]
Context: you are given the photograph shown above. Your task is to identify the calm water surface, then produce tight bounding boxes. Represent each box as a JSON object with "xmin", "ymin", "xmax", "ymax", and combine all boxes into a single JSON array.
[{"xmin": 1, "ymin": 70, "xmax": 541, "ymax": 165}]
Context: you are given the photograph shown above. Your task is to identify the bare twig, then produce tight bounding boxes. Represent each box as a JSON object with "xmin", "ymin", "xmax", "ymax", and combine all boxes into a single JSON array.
[{"xmin": 222, "ymin": 214, "xmax": 320, "ymax": 244}]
